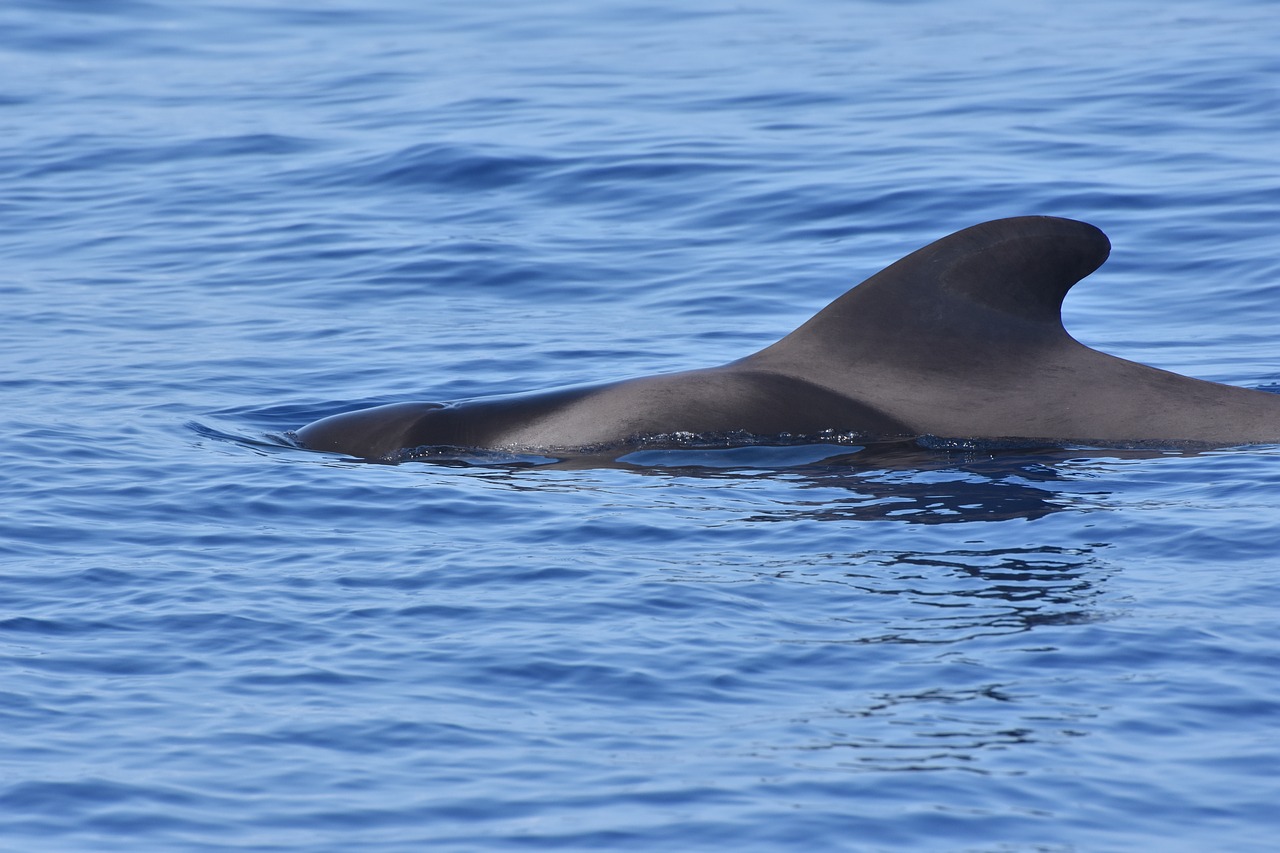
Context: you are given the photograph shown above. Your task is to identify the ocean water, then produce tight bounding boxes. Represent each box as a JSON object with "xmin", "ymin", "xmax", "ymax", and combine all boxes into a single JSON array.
[{"xmin": 3, "ymin": 1, "xmax": 1280, "ymax": 850}]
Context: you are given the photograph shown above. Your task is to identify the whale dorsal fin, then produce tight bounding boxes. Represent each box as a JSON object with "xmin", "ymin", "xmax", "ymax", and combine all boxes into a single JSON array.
[{"xmin": 748, "ymin": 216, "xmax": 1111, "ymax": 383}]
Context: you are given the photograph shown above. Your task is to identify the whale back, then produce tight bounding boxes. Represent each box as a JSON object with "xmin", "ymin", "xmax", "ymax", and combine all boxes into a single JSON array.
[{"xmin": 297, "ymin": 216, "xmax": 1280, "ymax": 456}]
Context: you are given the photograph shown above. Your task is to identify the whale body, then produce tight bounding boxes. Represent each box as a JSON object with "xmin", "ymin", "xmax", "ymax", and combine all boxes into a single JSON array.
[{"xmin": 296, "ymin": 216, "xmax": 1280, "ymax": 458}]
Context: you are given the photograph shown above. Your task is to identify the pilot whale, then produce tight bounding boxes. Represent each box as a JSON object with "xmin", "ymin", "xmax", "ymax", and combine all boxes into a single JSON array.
[{"xmin": 296, "ymin": 216, "xmax": 1280, "ymax": 458}]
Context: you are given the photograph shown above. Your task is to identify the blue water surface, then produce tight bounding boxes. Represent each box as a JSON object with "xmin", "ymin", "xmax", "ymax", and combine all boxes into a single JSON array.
[{"xmin": 3, "ymin": 1, "xmax": 1280, "ymax": 851}]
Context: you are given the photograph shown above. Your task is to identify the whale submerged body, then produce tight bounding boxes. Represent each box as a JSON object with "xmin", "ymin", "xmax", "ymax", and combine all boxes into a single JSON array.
[{"xmin": 296, "ymin": 216, "xmax": 1280, "ymax": 459}]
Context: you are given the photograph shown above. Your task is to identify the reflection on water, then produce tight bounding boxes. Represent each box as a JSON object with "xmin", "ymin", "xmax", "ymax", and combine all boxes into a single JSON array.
[
  {"xmin": 779, "ymin": 677, "xmax": 1092, "ymax": 776},
  {"xmin": 744, "ymin": 544, "xmax": 1110, "ymax": 778},
  {"xmin": 617, "ymin": 441, "xmax": 1188, "ymax": 525},
  {"xmin": 828, "ymin": 546, "xmax": 1105, "ymax": 642}
]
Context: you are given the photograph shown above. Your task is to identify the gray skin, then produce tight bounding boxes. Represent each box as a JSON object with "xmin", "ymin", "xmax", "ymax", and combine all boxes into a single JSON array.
[{"xmin": 296, "ymin": 216, "xmax": 1280, "ymax": 458}]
